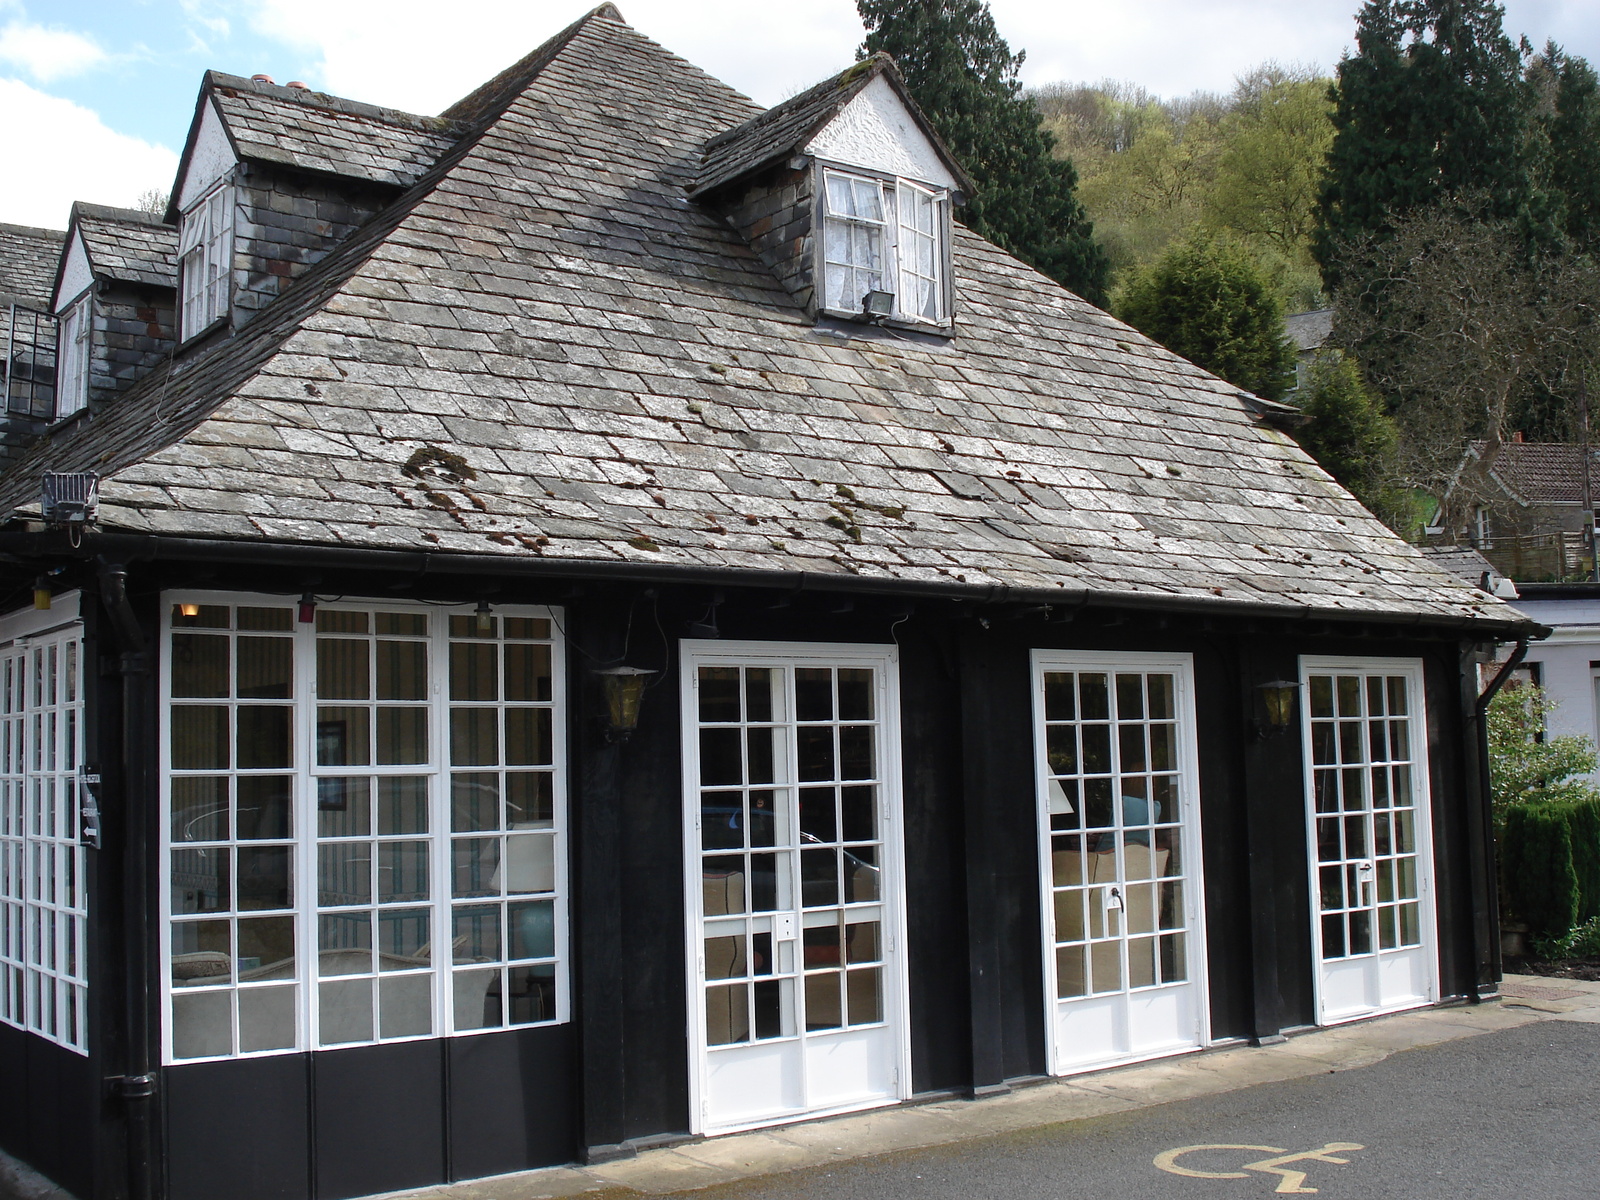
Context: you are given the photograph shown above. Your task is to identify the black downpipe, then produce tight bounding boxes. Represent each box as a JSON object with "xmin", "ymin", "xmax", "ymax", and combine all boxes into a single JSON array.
[
  {"xmin": 1466, "ymin": 637, "xmax": 1530, "ymax": 999},
  {"xmin": 100, "ymin": 562, "xmax": 156, "ymax": 1200}
]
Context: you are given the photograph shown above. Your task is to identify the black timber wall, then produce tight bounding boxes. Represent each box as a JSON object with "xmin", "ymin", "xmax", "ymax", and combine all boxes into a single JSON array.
[{"xmin": 8, "ymin": 560, "xmax": 1497, "ymax": 1199}]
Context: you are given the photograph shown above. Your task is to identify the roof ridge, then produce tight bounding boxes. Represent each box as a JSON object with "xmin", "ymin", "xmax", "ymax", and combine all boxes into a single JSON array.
[
  {"xmin": 72, "ymin": 201, "xmax": 170, "ymax": 229},
  {"xmin": 205, "ymin": 70, "xmax": 460, "ymax": 134},
  {"xmin": 0, "ymin": 222, "xmax": 66, "ymax": 241},
  {"xmin": 439, "ymin": 4, "xmax": 627, "ymax": 127}
]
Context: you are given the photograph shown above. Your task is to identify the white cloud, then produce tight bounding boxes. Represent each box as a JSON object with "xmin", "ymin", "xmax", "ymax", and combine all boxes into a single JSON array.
[
  {"xmin": 0, "ymin": 79, "xmax": 178, "ymax": 229},
  {"xmin": 0, "ymin": 20, "xmax": 108, "ymax": 83},
  {"xmin": 241, "ymin": 0, "xmax": 863, "ymax": 112}
]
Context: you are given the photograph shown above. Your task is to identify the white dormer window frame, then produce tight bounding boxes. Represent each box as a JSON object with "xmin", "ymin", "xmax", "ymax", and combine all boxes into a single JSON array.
[
  {"xmin": 178, "ymin": 180, "xmax": 235, "ymax": 341},
  {"xmin": 55, "ymin": 293, "xmax": 91, "ymax": 419},
  {"xmin": 819, "ymin": 167, "xmax": 951, "ymax": 327}
]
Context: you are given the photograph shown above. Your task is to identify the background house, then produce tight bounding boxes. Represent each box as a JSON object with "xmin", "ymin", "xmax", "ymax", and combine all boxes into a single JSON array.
[
  {"xmin": 1436, "ymin": 439, "xmax": 1600, "ymax": 581},
  {"xmin": 0, "ymin": 9, "xmax": 1532, "ymax": 1200}
]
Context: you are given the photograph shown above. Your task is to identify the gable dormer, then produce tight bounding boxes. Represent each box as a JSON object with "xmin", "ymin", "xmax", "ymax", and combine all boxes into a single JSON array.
[
  {"xmin": 166, "ymin": 72, "xmax": 463, "ymax": 341},
  {"xmin": 691, "ymin": 54, "xmax": 973, "ymax": 331},
  {"xmin": 50, "ymin": 203, "xmax": 178, "ymax": 420}
]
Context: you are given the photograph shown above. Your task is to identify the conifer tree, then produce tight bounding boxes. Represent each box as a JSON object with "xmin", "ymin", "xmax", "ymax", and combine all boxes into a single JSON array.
[
  {"xmin": 857, "ymin": 0, "xmax": 1111, "ymax": 307},
  {"xmin": 1314, "ymin": 0, "xmax": 1532, "ymax": 286},
  {"xmin": 1117, "ymin": 235, "xmax": 1297, "ymax": 401},
  {"xmin": 1545, "ymin": 49, "xmax": 1600, "ymax": 253}
]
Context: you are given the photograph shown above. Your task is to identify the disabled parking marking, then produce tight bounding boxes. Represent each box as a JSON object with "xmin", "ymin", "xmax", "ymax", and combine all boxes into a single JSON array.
[{"xmin": 1154, "ymin": 1142, "xmax": 1367, "ymax": 1194}]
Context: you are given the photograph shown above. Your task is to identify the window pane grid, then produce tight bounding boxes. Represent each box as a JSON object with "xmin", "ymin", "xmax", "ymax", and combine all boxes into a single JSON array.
[
  {"xmin": 697, "ymin": 663, "xmax": 885, "ymax": 1047},
  {"xmin": 1307, "ymin": 672, "xmax": 1423, "ymax": 960},
  {"xmin": 1043, "ymin": 670, "xmax": 1188, "ymax": 999},
  {"xmin": 0, "ymin": 629, "xmax": 87, "ymax": 1053},
  {"xmin": 163, "ymin": 599, "xmax": 565, "ymax": 1063}
]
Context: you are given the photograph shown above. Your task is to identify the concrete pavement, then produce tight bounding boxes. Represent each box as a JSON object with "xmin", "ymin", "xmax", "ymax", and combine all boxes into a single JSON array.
[{"xmin": 381, "ymin": 974, "xmax": 1600, "ymax": 1200}]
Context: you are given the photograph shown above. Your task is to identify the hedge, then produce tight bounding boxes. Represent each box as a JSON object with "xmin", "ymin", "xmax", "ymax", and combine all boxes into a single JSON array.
[{"xmin": 1500, "ymin": 795, "xmax": 1600, "ymax": 938}]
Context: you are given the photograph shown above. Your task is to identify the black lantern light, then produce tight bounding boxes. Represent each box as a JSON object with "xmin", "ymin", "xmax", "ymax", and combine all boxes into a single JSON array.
[
  {"xmin": 1256, "ymin": 679, "xmax": 1301, "ymax": 738},
  {"xmin": 595, "ymin": 665, "xmax": 657, "ymax": 741}
]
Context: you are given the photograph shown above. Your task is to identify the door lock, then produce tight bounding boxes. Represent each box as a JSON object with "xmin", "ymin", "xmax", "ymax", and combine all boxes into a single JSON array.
[{"xmin": 774, "ymin": 913, "xmax": 796, "ymax": 940}]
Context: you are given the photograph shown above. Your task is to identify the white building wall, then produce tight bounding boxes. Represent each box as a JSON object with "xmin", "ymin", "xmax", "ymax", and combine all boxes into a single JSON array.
[{"xmin": 1512, "ymin": 596, "xmax": 1600, "ymax": 783}]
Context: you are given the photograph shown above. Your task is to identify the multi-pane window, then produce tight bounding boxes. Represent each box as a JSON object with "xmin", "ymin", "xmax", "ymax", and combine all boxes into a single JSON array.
[
  {"xmin": 1040, "ymin": 668, "xmax": 1190, "ymax": 999},
  {"xmin": 163, "ymin": 597, "xmax": 565, "ymax": 1063},
  {"xmin": 55, "ymin": 295, "xmax": 90, "ymax": 419},
  {"xmin": 1306, "ymin": 669, "xmax": 1425, "ymax": 958},
  {"xmin": 0, "ymin": 626, "xmax": 88, "ymax": 1054},
  {"xmin": 178, "ymin": 183, "xmax": 234, "ymax": 340},
  {"xmin": 821, "ymin": 169, "xmax": 947, "ymax": 324},
  {"xmin": 695, "ymin": 663, "xmax": 887, "ymax": 1046}
]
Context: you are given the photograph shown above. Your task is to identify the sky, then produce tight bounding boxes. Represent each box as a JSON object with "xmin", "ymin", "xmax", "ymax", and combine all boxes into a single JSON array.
[{"xmin": 3, "ymin": 0, "xmax": 1600, "ymax": 230}]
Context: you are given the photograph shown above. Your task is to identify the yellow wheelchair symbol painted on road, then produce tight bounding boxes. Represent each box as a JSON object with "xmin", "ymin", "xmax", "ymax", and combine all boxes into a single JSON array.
[{"xmin": 1153, "ymin": 1143, "xmax": 1367, "ymax": 1194}]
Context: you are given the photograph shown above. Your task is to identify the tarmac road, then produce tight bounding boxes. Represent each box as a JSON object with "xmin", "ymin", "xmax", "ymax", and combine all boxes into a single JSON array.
[{"xmin": 661, "ymin": 1019, "xmax": 1600, "ymax": 1200}]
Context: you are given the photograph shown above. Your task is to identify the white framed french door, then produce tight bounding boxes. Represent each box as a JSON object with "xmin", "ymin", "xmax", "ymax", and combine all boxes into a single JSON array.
[
  {"xmin": 1032, "ymin": 651, "xmax": 1209, "ymax": 1076},
  {"xmin": 681, "ymin": 641, "xmax": 909, "ymax": 1135},
  {"xmin": 1300, "ymin": 657, "xmax": 1437, "ymax": 1025}
]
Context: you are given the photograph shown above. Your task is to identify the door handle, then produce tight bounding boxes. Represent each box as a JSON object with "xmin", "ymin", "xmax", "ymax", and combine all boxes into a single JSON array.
[{"xmin": 1355, "ymin": 860, "xmax": 1375, "ymax": 905}]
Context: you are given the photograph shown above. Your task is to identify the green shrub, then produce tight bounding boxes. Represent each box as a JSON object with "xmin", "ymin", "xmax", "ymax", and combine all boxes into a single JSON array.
[
  {"xmin": 1533, "ymin": 915, "xmax": 1600, "ymax": 961},
  {"xmin": 1501, "ymin": 801, "xmax": 1580, "ymax": 939}
]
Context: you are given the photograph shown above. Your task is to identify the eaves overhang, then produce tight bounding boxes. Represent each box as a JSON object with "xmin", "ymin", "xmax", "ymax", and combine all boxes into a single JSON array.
[{"xmin": 0, "ymin": 530, "xmax": 1547, "ymax": 642}]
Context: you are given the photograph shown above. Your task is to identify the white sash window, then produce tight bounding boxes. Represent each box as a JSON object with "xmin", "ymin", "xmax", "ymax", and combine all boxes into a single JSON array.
[
  {"xmin": 822, "ymin": 169, "xmax": 948, "ymax": 324},
  {"xmin": 55, "ymin": 295, "xmax": 91, "ymax": 418},
  {"xmin": 178, "ymin": 183, "xmax": 234, "ymax": 340}
]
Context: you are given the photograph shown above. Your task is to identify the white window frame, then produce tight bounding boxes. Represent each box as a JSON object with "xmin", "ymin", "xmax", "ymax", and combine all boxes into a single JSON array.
[
  {"xmin": 820, "ymin": 167, "xmax": 950, "ymax": 326},
  {"xmin": 0, "ymin": 595, "xmax": 88, "ymax": 1055},
  {"xmin": 178, "ymin": 182, "xmax": 235, "ymax": 341},
  {"xmin": 1030, "ymin": 649, "xmax": 1210, "ymax": 1076},
  {"xmin": 55, "ymin": 293, "xmax": 91, "ymax": 419},
  {"xmin": 679, "ymin": 639, "xmax": 912, "ymax": 1135},
  {"xmin": 159, "ymin": 592, "xmax": 570, "ymax": 1065},
  {"xmin": 1298, "ymin": 655, "xmax": 1438, "ymax": 1025}
]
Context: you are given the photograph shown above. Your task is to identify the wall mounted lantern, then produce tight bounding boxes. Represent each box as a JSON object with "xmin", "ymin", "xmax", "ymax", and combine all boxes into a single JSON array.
[
  {"xmin": 596, "ymin": 665, "xmax": 657, "ymax": 741},
  {"xmin": 1255, "ymin": 679, "xmax": 1301, "ymax": 738}
]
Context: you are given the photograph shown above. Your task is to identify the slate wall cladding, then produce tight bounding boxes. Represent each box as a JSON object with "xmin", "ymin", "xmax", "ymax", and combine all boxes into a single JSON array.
[
  {"xmin": 233, "ymin": 169, "xmax": 389, "ymax": 325},
  {"xmin": 716, "ymin": 163, "xmax": 815, "ymax": 314},
  {"xmin": 91, "ymin": 287, "xmax": 177, "ymax": 403}
]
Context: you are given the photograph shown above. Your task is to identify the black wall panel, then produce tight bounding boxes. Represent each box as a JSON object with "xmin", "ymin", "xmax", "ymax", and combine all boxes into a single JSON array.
[
  {"xmin": 313, "ymin": 1041, "xmax": 444, "ymax": 1200},
  {"xmin": 165, "ymin": 1056, "xmax": 310, "ymax": 1200},
  {"xmin": 448, "ymin": 1025, "xmax": 575, "ymax": 1179},
  {"xmin": 897, "ymin": 631, "xmax": 969, "ymax": 1095}
]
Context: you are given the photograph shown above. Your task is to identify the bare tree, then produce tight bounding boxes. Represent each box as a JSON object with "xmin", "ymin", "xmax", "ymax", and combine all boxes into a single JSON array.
[
  {"xmin": 1330, "ymin": 200, "xmax": 1600, "ymax": 531},
  {"xmin": 134, "ymin": 188, "xmax": 169, "ymax": 216}
]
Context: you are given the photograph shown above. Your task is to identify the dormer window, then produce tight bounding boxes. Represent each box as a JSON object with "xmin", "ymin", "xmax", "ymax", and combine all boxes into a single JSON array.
[
  {"xmin": 178, "ymin": 183, "xmax": 234, "ymax": 340},
  {"xmin": 56, "ymin": 294, "xmax": 91, "ymax": 419},
  {"xmin": 821, "ymin": 169, "xmax": 949, "ymax": 325}
]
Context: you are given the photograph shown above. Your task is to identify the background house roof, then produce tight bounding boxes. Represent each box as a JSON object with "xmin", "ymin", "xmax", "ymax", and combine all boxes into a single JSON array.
[
  {"xmin": 72, "ymin": 204, "xmax": 178, "ymax": 291},
  {"xmin": 1475, "ymin": 441, "xmax": 1599, "ymax": 506},
  {"xmin": 1285, "ymin": 308, "xmax": 1332, "ymax": 354},
  {"xmin": 207, "ymin": 71, "xmax": 463, "ymax": 190},
  {"xmin": 0, "ymin": 8, "xmax": 1515, "ymax": 628},
  {"xmin": 0, "ymin": 223, "xmax": 66, "ymax": 307}
]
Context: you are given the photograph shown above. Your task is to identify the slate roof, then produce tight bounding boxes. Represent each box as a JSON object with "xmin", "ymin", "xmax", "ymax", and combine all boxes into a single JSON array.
[
  {"xmin": 0, "ymin": 223, "xmax": 66, "ymax": 306},
  {"xmin": 691, "ymin": 53, "xmax": 971, "ymax": 200},
  {"xmin": 206, "ymin": 72, "xmax": 462, "ymax": 190},
  {"xmin": 72, "ymin": 204, "xmax": 178, "ymax": 291},
  {"xmin": 1285, "ymin": 308, "xmax": 1332, "ymax": 354},
  {"xmin": 0, "ymin": 7, "xmax": 1521, "ymax": 630},
  {"xmin": 1419, "ymin": 545, "xmax": 1501, "ymax": 589},
  {"xmin": 1472, "ymin": 441, "xmax": 1598, "ymax": 506}
]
